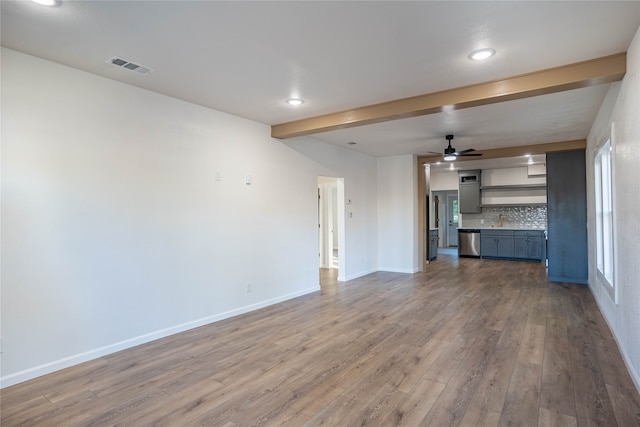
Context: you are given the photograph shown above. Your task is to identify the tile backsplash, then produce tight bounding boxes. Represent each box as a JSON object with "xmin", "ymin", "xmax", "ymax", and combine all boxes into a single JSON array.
[{"xmin": 462, "ymin": 205, "xmax": 547, "ymax": 229}]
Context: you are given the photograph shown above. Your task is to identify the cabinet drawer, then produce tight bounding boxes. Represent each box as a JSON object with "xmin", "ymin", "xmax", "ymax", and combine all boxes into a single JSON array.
[
  {"xmin": 481, "ymin": 229, "xmax": 514, "ymax": 237},
  {"xmin": 514, "ymin": 230, "xmax": 544, "ymax": 238}
]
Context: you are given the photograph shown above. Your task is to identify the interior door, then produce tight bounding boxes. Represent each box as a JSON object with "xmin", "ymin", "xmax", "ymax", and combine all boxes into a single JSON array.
[{"xmin": 447, "ymin": 194, "xmax": 459, "ymax": 247}]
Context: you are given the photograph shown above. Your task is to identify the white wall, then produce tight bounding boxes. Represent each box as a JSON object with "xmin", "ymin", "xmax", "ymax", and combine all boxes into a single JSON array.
[
  {"xmin": 376, "ymin": 155, "xmax": 419, "ymax": 273},
  {"xmin": 431, "ymin": 169, "xmax": 458, "ymax": 191},
  {"xmin": 586, "ymin": 25, "xmax": 640, "ymax": 390},
  {"xmin": 0, "ymin": 48, "xmax": 379, "ymax": 386},
  {"xmin": 282, "ymin": 139, "xmax": 379, "ymax": 281}
]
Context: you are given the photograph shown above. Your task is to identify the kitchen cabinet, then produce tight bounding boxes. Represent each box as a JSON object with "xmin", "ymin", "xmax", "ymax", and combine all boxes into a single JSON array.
[
  {"xmin": 514, "ymin": 230, "xmax": 544, "ymax": 260},
  {"xmin": 547, "ymin": 150, "xmax": 588, "ymax": 284},
  {"xmin": 428, "ymin": 229, "xmax": 438, "ymax": 261},
  {"xmin": 481, "ymin": 229, "xmax": 545, "ymax": 261},
  {"xmin": 481, "ymin": 230, "xmax": 514, "ymax": 258},
  {"xmin": 459, "ymin": 170, "xmax": 481, "ymax": 213}
]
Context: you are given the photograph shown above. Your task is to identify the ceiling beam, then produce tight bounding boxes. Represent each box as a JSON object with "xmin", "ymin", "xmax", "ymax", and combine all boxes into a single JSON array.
[
  {"xmin": 271, "ymin": 53, "xmax": 626, "ymax": 139},
  {"xmin": 418, "ymin": 139, "xmax": 586, "ymax": 164}
]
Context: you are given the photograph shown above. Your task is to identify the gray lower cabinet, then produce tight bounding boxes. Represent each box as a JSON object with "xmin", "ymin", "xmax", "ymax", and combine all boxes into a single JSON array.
[
  {"xmin": 428, "ymin": 229, "xmax": 438, "ymax": 261},
  {"xmin": 481, "ymin": 229, "xmax": 545, "ymax": 261},
  {"xmin": 481, "ymin": 230, "xmax": 514, "ymax": 258},
  {"xmin": 514, "ymin": 231, "xmax": 544, "ymax": 260}
]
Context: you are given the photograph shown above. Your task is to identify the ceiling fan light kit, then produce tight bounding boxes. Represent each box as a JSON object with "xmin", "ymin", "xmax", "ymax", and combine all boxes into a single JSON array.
[{"xmin": 439, "ymin": 134, "xmax": 483, "ymax": 161}]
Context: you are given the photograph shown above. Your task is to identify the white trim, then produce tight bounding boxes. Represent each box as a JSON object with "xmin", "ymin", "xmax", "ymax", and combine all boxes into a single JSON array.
[
  {"xmin": 377, "ymin": 267, "xmax": 420, "ymax": 274},
  {"xmin": 340, "ymin": 268, "xmax": 377, "ymax": 282},
  {"xmin": 0, "ymin": 285, "xmax": 320, "ymax": 389},
  {"xmin": 594, "ymin": 122, "xmax": 617, "ymax": 304}
]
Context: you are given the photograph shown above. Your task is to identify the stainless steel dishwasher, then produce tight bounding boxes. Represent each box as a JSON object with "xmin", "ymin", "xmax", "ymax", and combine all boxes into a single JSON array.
[{"xmin": 458, "ymin": 229, "xmax": 481, "ymax": 257}]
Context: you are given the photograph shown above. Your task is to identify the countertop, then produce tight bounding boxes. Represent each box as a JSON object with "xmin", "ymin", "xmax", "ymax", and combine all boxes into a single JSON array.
[{"xmin": 458, "ymin": 227, "xmax": 546, "ymax": 231}]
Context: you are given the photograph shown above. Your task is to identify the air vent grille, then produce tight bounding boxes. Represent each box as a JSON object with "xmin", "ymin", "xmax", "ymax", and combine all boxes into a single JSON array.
[{"xmin": 107, "ymin": 56, "xmax": 153, "ymax": 76}]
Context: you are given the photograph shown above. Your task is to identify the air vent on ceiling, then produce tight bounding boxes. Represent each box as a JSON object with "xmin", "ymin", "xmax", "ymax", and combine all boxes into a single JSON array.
[{"xmin": 107, "ymin": 56, "xmax": 153, "ymax": 76}]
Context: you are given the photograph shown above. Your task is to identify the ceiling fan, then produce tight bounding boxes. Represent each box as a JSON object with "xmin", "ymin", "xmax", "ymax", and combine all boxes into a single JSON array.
[{"xmin": 432, "ymin": 134, "xmax": 482, "ymax": 161}]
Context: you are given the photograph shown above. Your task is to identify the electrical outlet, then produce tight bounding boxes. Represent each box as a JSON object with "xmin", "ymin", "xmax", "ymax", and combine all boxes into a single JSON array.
[
  {"xmin": 246, "ymin": 283, "xmax": 252, "ymax": 293},
  {"xmin": 215, "ymin": 171, "xmax": 221, "ymax": 182}
]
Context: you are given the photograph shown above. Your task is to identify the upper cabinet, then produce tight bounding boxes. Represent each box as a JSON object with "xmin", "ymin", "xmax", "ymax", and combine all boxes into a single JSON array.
[{"xmin": 458, "ymin": 170, "xmax": 481, "ymax": 213}]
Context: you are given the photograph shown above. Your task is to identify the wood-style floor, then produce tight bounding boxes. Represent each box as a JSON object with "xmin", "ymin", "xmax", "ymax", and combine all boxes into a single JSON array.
[{"xmin": 3, "ymin": 254, "xmax": 640, "ymax": 426}]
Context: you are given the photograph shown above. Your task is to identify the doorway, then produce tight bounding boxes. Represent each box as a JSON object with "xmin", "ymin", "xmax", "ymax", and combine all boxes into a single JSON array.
[
  {"xmin": 446, "ymin": 193, "xmax": 459, "ymax": 247},
  {"xmin": 433, "ymin": 190, "xmax": 459, "ymax": 248},
  {"xmin": 318, "ymin": 177, "xmax": 346, "ymax": 282}
]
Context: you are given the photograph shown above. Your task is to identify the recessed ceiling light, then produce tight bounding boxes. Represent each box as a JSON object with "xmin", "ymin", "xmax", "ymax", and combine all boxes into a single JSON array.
[
  {"xmin": 286, "ymin": 98, "xmax": 304, "ymax": 106},
  {"xmin": 469, "ymin": 48, "xmax": 496, "ymax": 61},
  {"xmin": 31, "ymin": 0, "xmax": 59, "ymax": 6}
]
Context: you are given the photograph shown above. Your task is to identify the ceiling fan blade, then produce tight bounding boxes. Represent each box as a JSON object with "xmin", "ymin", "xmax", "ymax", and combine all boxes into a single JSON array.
[
  {"xmin": 458, "ymin": 153, "xmax": 483, "ymax": 157},
  {"xmin": 455, "ymin": 148, "xmax": 476, "ymax": 154},
  {"xmin": 426, "ymin": 151, "xmax": 443, "ymax": 156}
]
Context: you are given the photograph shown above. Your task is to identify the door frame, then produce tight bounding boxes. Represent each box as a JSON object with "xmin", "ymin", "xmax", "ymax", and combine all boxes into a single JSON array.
[
  {"xmin": 433, "ymin": 190, "xmax": 458, "ymax": 248},
  {"xmin": 318, "ymin": 177, "xmax": 346, "ymax": 280},
  {"xmin": 445, "ymin": 192, "xmax": 459, "ymax": 247}
]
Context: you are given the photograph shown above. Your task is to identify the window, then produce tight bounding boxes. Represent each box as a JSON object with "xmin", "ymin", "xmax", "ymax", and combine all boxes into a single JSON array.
[
  {"xmin": 594, "ymin": 138, "xmax": 614, "ymax": 292},
  {"xmin": 452, "ymin": 199, "xmax": 459, "ymax": 223}
]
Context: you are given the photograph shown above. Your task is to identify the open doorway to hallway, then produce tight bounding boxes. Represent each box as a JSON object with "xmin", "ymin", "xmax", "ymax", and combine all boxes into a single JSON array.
[
  {"xmin": 318, "ymin": 176, "xmax": 345, "ymax": 285},
  {"xmin": 433, "ymin": 190, "xmax": 459, "ymax": 250}
]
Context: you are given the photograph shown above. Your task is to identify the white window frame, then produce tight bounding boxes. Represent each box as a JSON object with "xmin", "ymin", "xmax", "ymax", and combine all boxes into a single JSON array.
[{"xmin": 594, "ymin": 123, "xmax": 616, "ymax": 303}]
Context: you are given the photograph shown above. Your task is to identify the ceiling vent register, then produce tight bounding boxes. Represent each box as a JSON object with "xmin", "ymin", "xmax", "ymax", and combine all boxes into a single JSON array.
[{"xmin": 107, "ymin": 57, "xmax": 153, "ymax": 76}]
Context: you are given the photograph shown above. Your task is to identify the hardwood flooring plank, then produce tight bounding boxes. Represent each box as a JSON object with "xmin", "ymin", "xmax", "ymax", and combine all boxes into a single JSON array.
[
  {"xmin": 0, "ymin": 395, "xmax": 54, "ymax": 426},
  {"xmin": 517, "ymin": 323, "xmax": 546, "ymax": 366},
  {"xmin": 379, "ymin": 380, "xmax": 446, "ymax": 426},
  {"xmin": 539, "ymin": 343, "xmax": 576, "ymax": 418},
  {"xmin": 538, "ymin": 407, "xmax": 578, "ymax": 427},
  {"xmin": 606, "ymin": 383, "xmax": 640, "ymax": 426},
  {"xmin": 498, "ymin": 362, "xmax": 542, "ymax": 427},
  {"xmin": 422, "ymin": 333, "xmax": 479, "ymax": 384},
  {"xmin": 396, "ymin": 338, "xmax": 450, "ymax": 393},
  {"xmin": 424, "ymin": 329, "xmax": 501, "ymax": 426}
]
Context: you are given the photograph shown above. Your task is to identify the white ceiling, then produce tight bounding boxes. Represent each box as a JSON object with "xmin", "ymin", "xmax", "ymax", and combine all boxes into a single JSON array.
[{"xmin": 2, "ymin": 1, "xmax": 640, "ymax": 160}]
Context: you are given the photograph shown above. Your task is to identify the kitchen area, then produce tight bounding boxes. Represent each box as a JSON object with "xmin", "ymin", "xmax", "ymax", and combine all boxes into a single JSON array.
[
  {"xmin": 425, "ymin": 149, "xmax": 587, "ymax": 284},
  {"xmin": 428, "ymin": 155, "xmax": 548, "ymax": 262},
  {"xmin": 456, "ymin": 167, "xmax": 547, "ymax": 262}
]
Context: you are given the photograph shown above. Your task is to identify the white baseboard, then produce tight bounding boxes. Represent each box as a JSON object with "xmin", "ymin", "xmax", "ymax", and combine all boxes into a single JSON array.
[
  {"xmin": 0, "ymin": 285, "xmax": 319, "ymax": 389},
  {"xmin": 377, "ymin": 267, "xmax": 420, "ymax": 274},
  {"xmin": 339, "ymin": 268, "xmax": 377, "ymax": 282}
]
